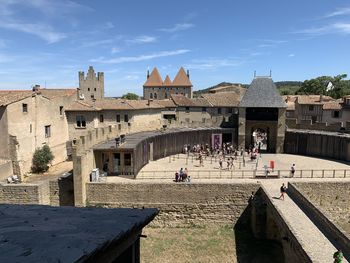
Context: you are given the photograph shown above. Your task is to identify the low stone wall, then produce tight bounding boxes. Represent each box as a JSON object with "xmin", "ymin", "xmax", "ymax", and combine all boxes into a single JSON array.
[
  {"xmin": 0, "ymin": 182, "xmax": 50, "ymax": 205},
  {"xmin": 49, "ymin": 173, "xmax": 74, "ymax": 206},
  {"xmin": 0, "ymin": 160, "xmax": 13, "ymax": 181},
  {"xmin": 86, "ymin": 182, "xmax": 260, "ymax": 226},
  {"xmin": 288, "ymin": 182, "xmax": 350, "ymax": 260}
]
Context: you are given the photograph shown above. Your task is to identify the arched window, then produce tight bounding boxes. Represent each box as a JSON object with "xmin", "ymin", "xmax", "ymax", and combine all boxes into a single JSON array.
[
  {"xmin": 154, "ymin": 93, "xmax": 157, "ymax": 99},
  {"xmin": 150, "ymin": 93, "xmax": 153, "ymax": 99}
]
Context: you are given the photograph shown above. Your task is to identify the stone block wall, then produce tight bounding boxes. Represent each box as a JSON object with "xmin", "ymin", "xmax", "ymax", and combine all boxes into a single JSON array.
[
  {"xmin": 0, "ymin": 182, "xmax": 49, "ymax": 205},
  {"xmin": 49, "ymin": 173, "xmax": 74, "ymax": 206},
  {"xmin": 86, "ymin": 182, "xmax": 260, "ymax": 226},
  {"xmin": 288, "ymin": 182, "xmax": 350, "ymax": 259},
  {"xmin": 0, "ymin": 160, "xmax": 13, "ymax": 181}
]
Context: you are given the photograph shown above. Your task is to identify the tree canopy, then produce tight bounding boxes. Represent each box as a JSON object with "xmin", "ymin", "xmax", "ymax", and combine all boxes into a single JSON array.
[
  {"xmin": 121, "ymin": 93, "xmax": 139, "ymax": 100},
  {"xmin": 297, "ymin": 74, "xmax": 349, "ymax": 99}
]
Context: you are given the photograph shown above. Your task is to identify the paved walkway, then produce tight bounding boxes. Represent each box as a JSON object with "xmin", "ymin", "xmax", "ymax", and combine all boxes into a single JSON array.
[{"xmin": 261, "ymin": 179, "xmax": 349, "ymax": 263}]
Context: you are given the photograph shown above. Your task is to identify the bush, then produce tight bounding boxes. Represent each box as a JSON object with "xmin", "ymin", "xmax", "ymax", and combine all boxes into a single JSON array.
[{"xmin": 31, "ymin": 145, "xmax": 54, "ymax": 173}]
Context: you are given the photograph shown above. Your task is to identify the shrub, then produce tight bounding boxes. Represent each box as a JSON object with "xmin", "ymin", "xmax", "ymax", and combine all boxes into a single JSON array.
[{"xmin": 31, "ymin": 145, "xmax": 54, "ymax": 173}]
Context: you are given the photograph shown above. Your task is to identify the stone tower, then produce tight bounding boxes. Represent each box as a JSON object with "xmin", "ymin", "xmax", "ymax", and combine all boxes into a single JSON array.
[{"xmin": 78, "ymin": 66, "xmax": 104, "ymax": 100}]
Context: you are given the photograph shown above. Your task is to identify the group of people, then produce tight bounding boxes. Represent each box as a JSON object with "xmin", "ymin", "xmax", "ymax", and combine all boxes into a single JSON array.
[{"xmin": 174, "ymin": 168, "xmax": 191, "ymax": 182}]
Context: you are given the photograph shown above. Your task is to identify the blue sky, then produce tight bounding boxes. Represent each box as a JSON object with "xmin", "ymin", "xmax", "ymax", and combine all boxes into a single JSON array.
[{"xmin": 0, "ymin": 0, "xmax": 350, "ymax": 96}]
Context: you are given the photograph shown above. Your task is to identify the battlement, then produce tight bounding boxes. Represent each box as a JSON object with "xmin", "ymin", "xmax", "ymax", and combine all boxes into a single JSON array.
[
  {"xmin": 78, "ymin": 66, "xmax": 104, "ymax": 100},
  {"xmin": 286, "ymin": 118, "xmax": 350, "ymax": 133}
]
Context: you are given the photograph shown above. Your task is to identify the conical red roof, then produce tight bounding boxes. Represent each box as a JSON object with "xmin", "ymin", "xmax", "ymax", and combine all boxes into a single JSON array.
[
  {"xmin": 143, "ymin": 67, "xmax": 163, "ymax": 87},
  {"xmin": 172, "ymin": 67, "xmax": 192, "ymax": 87},
  {"xmin": 163, "ymin": 75, "xmax": 172, "ymax": 86}
]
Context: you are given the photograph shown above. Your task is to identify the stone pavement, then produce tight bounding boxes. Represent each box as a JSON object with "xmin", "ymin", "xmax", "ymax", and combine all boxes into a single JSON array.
[{"xmin": 261, "ymin": 178, "xmax": 349, "ymax": 263}]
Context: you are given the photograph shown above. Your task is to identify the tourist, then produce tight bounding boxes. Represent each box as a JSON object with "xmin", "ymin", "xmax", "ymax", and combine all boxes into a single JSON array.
[
  {"xmin": 227, "ymin": 158, "xmax": 230, "ymax": 169},
  {"xmin": 175, "ymin": 171, "xmax": 179, "ymax": 182},
  {"xmin": 230, "ymin": 158, "xmax": 234, "ymax": 170},
  {"xmin": 219, "ymin": 156, "xmax": 223, "ymax": 169},
  {"xmin": 333, "ymin": 250, "xmax": 343, "ymax": 263},
  {"xmin": 179, "ymin": 168, "xmax": 184, "ymax": 181},
  {"xmin": 187, "ymin": 175, "xmax": 192, "ymax": 183},
  {"xmin": 279, "ymin": 183, "xmax": 287, "ymax": 200},
  {"xmin": 290, "ymin": 164, "xmax": 295, "ymax": 178}
]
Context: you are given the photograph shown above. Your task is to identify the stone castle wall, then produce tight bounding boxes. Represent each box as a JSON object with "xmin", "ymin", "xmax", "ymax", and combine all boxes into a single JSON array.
[{"xmin": 86, "ymin": 182, "xmax": 260, "ymax": 226}]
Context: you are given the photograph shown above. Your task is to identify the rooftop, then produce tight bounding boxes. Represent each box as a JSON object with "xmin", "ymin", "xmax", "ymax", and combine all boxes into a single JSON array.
[
  {"xmin": 0, "ymin": 204, "xmax": 158, "ymax": 262},
  {"xmin": 239, "ymin": 77, "xmax": 286, "ymax": 108}
]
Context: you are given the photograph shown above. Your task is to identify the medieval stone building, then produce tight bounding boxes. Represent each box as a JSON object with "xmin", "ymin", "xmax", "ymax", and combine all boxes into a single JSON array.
[
  {"xmin": 78, "ymin": 66, "xmax": 104, "ymax": 100},
  {"xmin": 143, "ymin": 67, "xmax": 192, "ymax": 100}
]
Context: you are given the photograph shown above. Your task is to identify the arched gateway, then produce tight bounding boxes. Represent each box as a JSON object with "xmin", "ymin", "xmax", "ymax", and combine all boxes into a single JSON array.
[{"xmin": 238, "ymin": 77, "xmax": 287, "ymax": 153}]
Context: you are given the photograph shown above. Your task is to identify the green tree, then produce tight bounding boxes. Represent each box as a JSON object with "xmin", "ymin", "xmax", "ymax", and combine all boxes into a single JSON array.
[
  {"xmin": 297, "ymin": 74, "xmax": 348, "ymax": 99},
  {"xmin": 31, "ymin": 145, "xmax": 54, "ymax": 173},
  {"xmin": 121, "ymin": 93, "xmax": 139, "ymax": 100}
]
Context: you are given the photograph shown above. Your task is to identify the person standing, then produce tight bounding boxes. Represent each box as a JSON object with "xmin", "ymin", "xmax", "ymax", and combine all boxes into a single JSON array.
[
  {"xmin": 279, "ymin": 183, "xmax": 287, "ymax": 200},
  {"xmin": 290, "ymin": 164, "xmax": 296, "ymax": 178}
]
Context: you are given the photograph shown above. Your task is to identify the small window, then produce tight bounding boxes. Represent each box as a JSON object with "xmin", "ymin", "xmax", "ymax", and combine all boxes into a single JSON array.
[
  {"xmin": 88, "ymin": 88, "xmax": 90, "ymax": 91},
  {"xmin": 218, "ymin": 108, "xmax": 222, "ymax": 114},
  {"xmin": 309, "ymin": 105, "xmax": 314, "ymax": 111},
  {"xmin": 116, "ymin": 114, "xmax": 120, "ymax": 123},
  {"xmin": 45, "ymin": 125, "xmax": 51, "ymax": 138},
  {"xmin": 150, "ymin": 93, "xmax": 153, "ymax": 99},
  {"xmin": 165, "ymin": 93, "xmax": 168, "ymax": 99},
  {"xmin": 59, "ymin": 106, "xmax": 63, "ymax": 116},
  {"xmin": 202, "ymin": 107, "xmax": 206, "ymax": 112},
  {"xmin": 333, "ymin": 110, "xmax": 340, "ymax": 118},
  {"xmin": 228, "ymin": 108, "xmax": 233, "ymax": 113},
  {"xmin": 76, "ymin": 115, "xmax": 86, "ymax": 127},
  {"xmin": 22, "ymin": 103, "xmax": 28, "ymax": 113},
  {"xmin": 124, "ymin": 153, "xmax": 131, "ymax": 166},
  {"xmin": 91, "ymin": 94, "xmax": 95, "ymax": 99},
  {"xmin": 185, "ymin": 107, "xmax": 190, "ymax": 113},
  {"xmin": 94, "ymin": 88, "xmax": 96, "ymax": 91},
  {"xmin": 124, "ymin": 114, "xmax": 129, "ymax": 122},
  {"xmin": 100, "ymin": 114, "xmax": 104, "ymax": 122},
  {"xmin": 154, "ymin": 93, "xmax": 157, "ymax": 99}
]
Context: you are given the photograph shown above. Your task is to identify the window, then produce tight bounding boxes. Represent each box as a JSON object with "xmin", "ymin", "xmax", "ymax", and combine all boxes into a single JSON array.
[
  {"xmin": 218, "ymin": 108, "xmax": 222, "ymax": 114},
  {"xmin": 154, "ymin": 93, "xmax": 157, "ymax": 99},
  {"xmin": 22, "ymin": 103, "xmax": 28, "ymax": 113},
  {"xmin": 333, "ymin": 110, "xmax": 340, "ymax": 118},
  {"xmin": 227, "ymin": 108, "xmax": 233, "ymax": 114},
  {"xmin": 59, "ymin": 106, "xmax": 63, "ymax": 116},
  {"xmin": 124, "ymin": 114, "xmax": 129, "ymax": 122},
  {"xmin": 202, "ymin": 107, "xmax": 206, "ymax": 113},
  {"xmin": 91, "ymin": 94, "xmax": 95, "ymax": 99},
  {"xmin": 165, "ymin": 93, "xmax": 168, "ymax": 99},
  {"xmin": 76, "ymin": 115, "xmax": 86, "ymax": 128},
  {"xmin": 88, "ymin": 88, "xmax": 90, "ymax": 91},
  {"xmin": 116, "ymin": 114, "xmax": 120, "ymax": 123},
  {"xmin": 94, "ymin": 88, "xmax": 96, "ymax": 91},
  {"xmin": 45, "ymin": 125, "xmax": 51, "ymax": 138},
  {"xmin": 150, "ymin": 93, "xmax": 153, "ymax": 99},
  {"xmin": 309, "ymin": 105, "xmax": 314, "ymax": 111},
  {"xmin": 185, "ymin": 107, "xmax": 190, "ymax": 113},
  {"xmin": 124, "ymin": 153, "xmax": 131, "ymax": 166},
  {"xmin": 100, "ymin": 114, "xmax": 104, "ymax": 122}
]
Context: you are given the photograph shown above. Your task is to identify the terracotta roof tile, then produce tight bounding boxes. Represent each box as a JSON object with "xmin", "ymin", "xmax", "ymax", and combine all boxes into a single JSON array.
[
  {"xmin": 201, "ymin": 91, "xmax": 245, "ymax": 107},
  {"xmin": 156, "ymin": 99, "xmax": 177, "ymax": 108},
  {"xmin": 126, "ymin": 100, "xmax": 164, "ymax": 109},
  {"xmin": 65, "ymin": 101, "xmax": 100, "ymax": 111},
  {"xmin": 171, "ymin": 67, "xmax": 192, "ymax": 87},
  {"xmin": 39, "ymin": 88, "xmax": 77, "ymax": 99},
  {"xmin": 143, "ymin": 68, "xmax": 163, "ymax": 87},
  {"xmin": 322, "ymin": 101, "xmax": 342, "ymax": 110},
  {"xmin": 163, "ymin": 75, "xmax": 172, "ymax": 86},
  {"xmin": 296, "ymin": 95, "xmax": 334, "ymax": 105},
  {"xmin": 192, "ymin": 98, "xmax": 212, "ymax": 107},
  {"xmin": 170, "ymin": 94, "xmax": 197, "ymax": 107},
  {"xmin": 0, "ymin": 90, "xmax": 33, "ymax": 106}
]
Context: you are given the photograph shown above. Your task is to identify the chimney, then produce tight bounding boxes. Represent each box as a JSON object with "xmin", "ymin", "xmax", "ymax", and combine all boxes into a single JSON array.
[
  {"xmin": 147, "ymin": 70, "xmax": 150, "ymax": 79},
  {"xmin": 187, "ymin": 70, "xmax": 190, "ymax": 79}
]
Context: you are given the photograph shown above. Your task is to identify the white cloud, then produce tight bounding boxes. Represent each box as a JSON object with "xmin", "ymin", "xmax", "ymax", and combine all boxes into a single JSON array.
[
  {"xmin": 90, "ymin": 49, "xmax": 190, "ymax": 64},
  {"xmin": 324, "ymin": 7, "xmax": 350, "ymax": 18},
  {"xmin": 185, "ymin": 58, "xmax": 244, "ymax": 70},
  {"xmin": 0, "ymin": 20, "xmax": 66, "ymax": 43},
  {"xmin": 80, "ymin": 39, "xmax": 114, "ymax": 48},
  {"xmin": 294, "ymin": 22, "xmax": 350, "ymax": 35},
  {"xmin": 126, "ymin": 35, "xmax": 157, "ymax": 44},
  {"xmin": 111, "ymin": 47, "xmax": 121, "ymax": 54},
  {"xmin": 159, "ymin": 23, "xmax": 195, "ymax": 33}
]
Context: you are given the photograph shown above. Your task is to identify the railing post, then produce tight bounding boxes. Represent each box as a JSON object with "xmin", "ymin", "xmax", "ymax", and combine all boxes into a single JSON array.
[
  {"xmin": 311, "ymin": 170, "xmax": 313, "ymax": 178},
  {"xmin": 208, "ymin": 170, "xmax": 210, "ymax": 179},
  {"xmin": 211, "ymin": 157, "xmax": 212, "ymax": 164},
  {"xmin": 239, "ymin": 162, "xmax": 241, "ymax": 169},
  {"xmin": 231, "ymin": 170, "xmax": 233, "ymax": 179},
  {"xmin": 177, "ymin": 154, "xmax": 179, "ymax": 159},
  {"xmin": 344, "ymin": 170, "xmax": 347, "ymax": 178},
  {"xmin": 220, "ymin": 169, "xmax": 222, "ymax": 179},
  {"xmin": 253, "ymin": 170, "xmax": 256, "ymax": 178},
  {"xmin": 333, "ymin": 170, "xmax": 335, "ymax": 178},
  {"xmin": 300, "ymin": 170, "xmax": 303, "ymax": 178},
  {"xmin": 169, "ymin": 156, "xmax": 171, "ymax": 163},
  {"xmin": 322, "ymin": 170, "xmax": 324, "ymax": 178},
  {"xmin": 278, "ymin": 170, "xmax": 280, "ymax": 178}
]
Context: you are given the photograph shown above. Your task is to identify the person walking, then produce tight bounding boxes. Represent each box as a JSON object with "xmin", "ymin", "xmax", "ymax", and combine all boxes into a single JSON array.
[{"xmin": 279, "ymin": 183, "xmax": 287, "ymax": 200}]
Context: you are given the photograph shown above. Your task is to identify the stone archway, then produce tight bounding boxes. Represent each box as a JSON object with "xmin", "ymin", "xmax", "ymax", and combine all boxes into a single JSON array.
[
  {"xmin": 252, "ymin": 127, "xmax": 269, "ymax": 152},
  {"xmin": 245, "ymin": 121, "xmax": 278, "ymax": 153}
]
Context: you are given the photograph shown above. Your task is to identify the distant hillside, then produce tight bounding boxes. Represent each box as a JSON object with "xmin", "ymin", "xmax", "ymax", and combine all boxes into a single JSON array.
[{"xmin": 194, "ymin": 81, "xmax": 302, "ymax": 96}]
